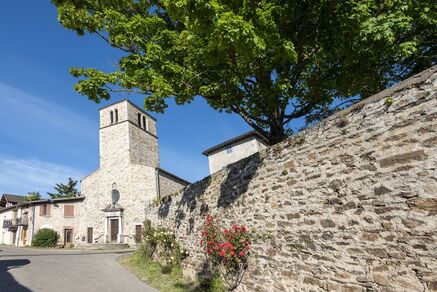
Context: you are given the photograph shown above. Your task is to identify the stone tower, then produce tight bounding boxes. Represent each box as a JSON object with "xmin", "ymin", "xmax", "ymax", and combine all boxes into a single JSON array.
[
  {"xmin": 99, "ymin": 99, "xmax": 159, "ymax": 169},
  {"xmin": 79, "ymin": 99, "xmax": 189, "ymax": 246}
]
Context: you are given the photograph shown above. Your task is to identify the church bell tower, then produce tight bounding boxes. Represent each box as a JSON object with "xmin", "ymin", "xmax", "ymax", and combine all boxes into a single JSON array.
[{"xmin": 98, "ymin": 99, "xmax": 159, "ymax": 169}]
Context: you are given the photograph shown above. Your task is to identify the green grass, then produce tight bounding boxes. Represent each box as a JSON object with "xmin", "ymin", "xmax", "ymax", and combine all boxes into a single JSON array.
[{"xmin": 118, "ymin": 251, "xmax": 199, "ymax": 292}]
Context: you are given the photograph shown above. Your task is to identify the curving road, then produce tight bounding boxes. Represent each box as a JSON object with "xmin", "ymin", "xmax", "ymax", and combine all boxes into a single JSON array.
[{"xmin": 0, "ymin": 246, "xmax": 157, "ymax": 292}]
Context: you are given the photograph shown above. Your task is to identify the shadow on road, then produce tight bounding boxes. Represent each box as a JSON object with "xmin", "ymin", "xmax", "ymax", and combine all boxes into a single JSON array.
[{"xmin": 0, "ymin": 259, "xmax": 32, "ymax": 292}]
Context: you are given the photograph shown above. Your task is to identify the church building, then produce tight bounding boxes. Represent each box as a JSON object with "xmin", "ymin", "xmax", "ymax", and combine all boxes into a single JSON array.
[
  {"xmin": 79, "ymin": 100, "xmax": 190, "ymax": 246},
  {"xmin": 0, "ymin": 99, "xmax": 189, "ymax": 247}
]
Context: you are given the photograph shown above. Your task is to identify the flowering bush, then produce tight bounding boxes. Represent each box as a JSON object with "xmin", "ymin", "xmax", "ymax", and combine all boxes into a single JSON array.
[
  {"xmin": 200, "ymin": 215, "xmax": 253, "ymax": 290},
  {"xmin": 142, "ymin": 220, "xmax": 189, "ymax": 273}
]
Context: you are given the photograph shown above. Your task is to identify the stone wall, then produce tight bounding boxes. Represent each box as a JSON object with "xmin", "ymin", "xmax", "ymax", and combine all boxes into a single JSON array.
[
  {"xmin": 158, "ymin": 170, "xmax": 189, "ymax": 198},
  {"xmin": 145, "ymin": 66, "xmax": 437, "ymax": 291},
  {"xmin": 129, "ymin": 123, "xmax": 159, "ymax": 168}
]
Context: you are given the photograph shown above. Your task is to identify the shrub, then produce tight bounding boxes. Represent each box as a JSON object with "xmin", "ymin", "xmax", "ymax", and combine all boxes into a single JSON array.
[
  {"xmin": 200, "ymin": 215, "xmax": 254, "ymax": 290},
  {"xmin": 199, "ymin": 272, "xmax": 226, "ymax": 292},
  {"xmin": 32, "ymin": 228, "xmax": 59, "ymax": 247},
  {"xmin": 142, "ymin": 220, "xmax": 189, "ymax": 273}
]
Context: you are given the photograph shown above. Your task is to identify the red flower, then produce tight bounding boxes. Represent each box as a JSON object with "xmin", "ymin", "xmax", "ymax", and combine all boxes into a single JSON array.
[
  {"xmin": 238, "ymin": 251, "xmax": 245, "ymax": 257},
  {"xmin": 232, "ymin": 224, "xmax": 239, "ymax": 230},
  {"xmin": 241, "ymin": 226, "xmax": 246, "ymax": 233},
  {"xmin": 230, "ymin": 250, "xmax": 235, "ymax": 256},
  {"xmin": 246, "ymin": 245, "xmax": 250, "ymax": 251}
]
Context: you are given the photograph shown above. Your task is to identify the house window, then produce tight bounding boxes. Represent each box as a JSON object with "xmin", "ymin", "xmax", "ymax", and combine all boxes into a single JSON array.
[
  {"xmin": 110, "ymin": 111, "xmax": 114, "ymax": 124},
  {"xmin": 138, "ymin": 113, "xmax": 141, "ymax": 127},
  {"xmin": 226, "ymin": 147, "xmax": 233, "ymax": 154},
  {"xmin": 64, "ymin": 205, "xmax": 75, "ymax": 217},
  {"xmin": 143, "ymin": 116, "xmax": 147, "ymax": 130},
  {"xmin": 115, "ymin": 109, "xmax": 119, "ymax": 123},
  {"xmin": 39, "ymin": 204, "xmax": 51, "ymax": 216}
]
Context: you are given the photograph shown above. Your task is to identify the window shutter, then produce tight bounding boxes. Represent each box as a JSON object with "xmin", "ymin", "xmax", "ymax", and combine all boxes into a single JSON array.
[
  {"xmin": 64, "ymin": 205, "xmax": 74, "ymax": 217},
  {"xmin": 47, "ymin": 205, "xmax": 51, "ymax": 216},
  {"xmin": 39, "ymin": 205, "xmax": 43, "ymax": 216}
]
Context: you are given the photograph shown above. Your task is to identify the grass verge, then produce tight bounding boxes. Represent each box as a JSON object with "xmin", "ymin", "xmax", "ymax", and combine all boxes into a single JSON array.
[{"xmin": 118, "ymin": 251, "xmax": 199, "ymax": 292}]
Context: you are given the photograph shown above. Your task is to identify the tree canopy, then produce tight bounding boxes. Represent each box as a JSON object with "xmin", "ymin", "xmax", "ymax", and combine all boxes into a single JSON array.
[
  {"xmin": 52, "ymin": 0, "xmax": 436, "ymax": 143},
  {"xmin": 25, "ymin": 192, "xmax": 42, "ymax": 202},
  {"xmin": 48, "ymin": 178, "xmax": 80, "ymax": 199}
]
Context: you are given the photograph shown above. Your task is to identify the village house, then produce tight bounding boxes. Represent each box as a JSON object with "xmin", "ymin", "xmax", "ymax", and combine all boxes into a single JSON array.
[
  {"xmin": 0, "ymin": 195, "xmax": 84, "ymax": 246},
  {"xmin": 202, "ymin": 131, "xmax": 269, "ymax": 174}
]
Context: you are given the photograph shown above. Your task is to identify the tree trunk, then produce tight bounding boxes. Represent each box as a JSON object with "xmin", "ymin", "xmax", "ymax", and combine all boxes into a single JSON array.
[{"xmin": 268, "ymin": 122, "xmax": 287, "ymax": 145}]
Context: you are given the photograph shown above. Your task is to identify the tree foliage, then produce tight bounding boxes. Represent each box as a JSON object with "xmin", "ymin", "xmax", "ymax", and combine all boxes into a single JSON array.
[
  {"xmin": 25, "ymin": 192, "xmax": 41, "ymax": 202},
  {"xmin": 48, "ymin": 178, "xmax": 80, "ymax": 199},
  {"xmin": 52, "ymin": 0, "xmax": 436, "ymax": 143}
]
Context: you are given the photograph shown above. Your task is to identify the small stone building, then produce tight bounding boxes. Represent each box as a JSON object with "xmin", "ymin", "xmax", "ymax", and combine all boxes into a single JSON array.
[{"xmin": 203, "ymin": 131, "xmax": 269, "ymax": 174}]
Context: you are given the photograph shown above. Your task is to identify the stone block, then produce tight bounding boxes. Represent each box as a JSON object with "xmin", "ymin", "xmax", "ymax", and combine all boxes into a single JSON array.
[
  {"xmin": 411, "ymin": 198, "xmax": 437, "ymax": 212},
  {"xmin": 379, "ymin": 150, "xmax": 427, "ymax": 168},
  {"xmin": 320, "ymin": 219, "xmax": 336, "ymax": 228}
]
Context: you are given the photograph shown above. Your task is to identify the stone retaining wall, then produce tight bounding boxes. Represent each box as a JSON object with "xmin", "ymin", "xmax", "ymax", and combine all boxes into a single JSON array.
[{"xmin": 145, "ymin": 66, "xmax": 437, "ymax": 291}]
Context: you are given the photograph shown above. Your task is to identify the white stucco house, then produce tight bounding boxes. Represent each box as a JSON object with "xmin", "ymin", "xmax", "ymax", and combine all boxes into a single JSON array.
[{"xmin": 202, "ymin": 131, "xmax": 270, "ymax": 174}]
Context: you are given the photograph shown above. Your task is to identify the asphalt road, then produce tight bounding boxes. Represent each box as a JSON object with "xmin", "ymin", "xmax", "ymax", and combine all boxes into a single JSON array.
[{"xmin": 0, "ymin": 246, "xmax": 157, "ymax": 292}]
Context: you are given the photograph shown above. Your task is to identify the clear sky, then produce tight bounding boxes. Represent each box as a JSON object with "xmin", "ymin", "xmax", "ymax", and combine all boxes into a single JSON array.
[{"xmin": 0, "ymin": 1, "xmax": 254, "ymax": 196}]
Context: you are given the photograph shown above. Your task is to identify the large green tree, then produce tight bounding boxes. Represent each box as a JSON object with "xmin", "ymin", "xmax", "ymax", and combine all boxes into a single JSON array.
[
  {"xmin": 48, "ymin": 178, "xmax": 80, "ymax": 199},
  {"xmin": 52, "ymin": 0, "xmax": 436, "ymax": 144}
]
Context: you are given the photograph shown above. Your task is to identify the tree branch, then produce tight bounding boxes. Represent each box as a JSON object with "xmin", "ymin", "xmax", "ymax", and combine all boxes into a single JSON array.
[
  {"xmin": 104, "ymin": 85, "xmax": 151, "ymax": 95},
  {"xmin": 283, "ymin": 101, "xmax": 318, "ymax": 124},
  {"xmin": 230, "ymin": 105, "xmax": 270, "ymax": 139},
  {"xmin": 95, "ymin": 31, "xmax": 132, "ymax": 53}
]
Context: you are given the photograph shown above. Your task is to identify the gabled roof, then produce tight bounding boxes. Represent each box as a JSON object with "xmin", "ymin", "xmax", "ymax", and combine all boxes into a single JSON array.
[
  {"xmin": 1, "ymin": 194, "xmax": 26, "ymax": 207},
  {"xmin": 0, "ymin": 196, "xmax": 85, "ymax": 213},
  {"xmin": 157, "ymin": 168, "xmax": 191, "ymax": 186},
  {"xmin": 202, "ymin": 131, "xmax": 270, "ymax": 156}
]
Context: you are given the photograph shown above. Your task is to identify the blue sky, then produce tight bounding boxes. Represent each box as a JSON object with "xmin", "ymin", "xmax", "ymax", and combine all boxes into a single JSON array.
[{"xmin": 0, "ymin": 1, "xmax": 253, "ymax": 196}]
